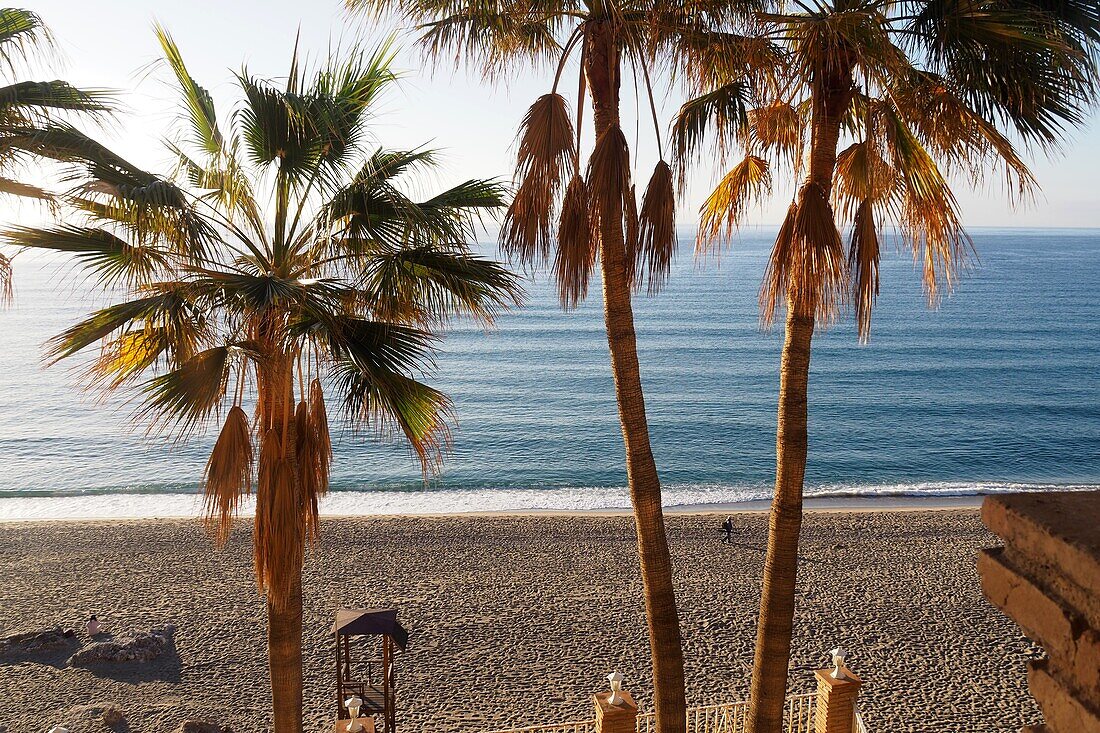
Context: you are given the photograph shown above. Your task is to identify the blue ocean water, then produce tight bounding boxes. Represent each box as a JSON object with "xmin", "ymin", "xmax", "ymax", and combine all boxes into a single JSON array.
[{"xmin": 1, "ymin": 227, "xmax": 1098, "ymax": 517}]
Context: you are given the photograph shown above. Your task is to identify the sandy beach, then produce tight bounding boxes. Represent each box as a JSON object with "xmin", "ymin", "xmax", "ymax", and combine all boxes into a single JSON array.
[{"xmin": 0, "ymin": 506, "xmax": 1038, "ymax": 733}]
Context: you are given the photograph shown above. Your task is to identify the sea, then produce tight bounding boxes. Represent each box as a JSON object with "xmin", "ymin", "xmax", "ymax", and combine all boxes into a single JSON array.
[{"xmin": 1, "ymin": 227, "xmax": 1098, "ymax": 520}]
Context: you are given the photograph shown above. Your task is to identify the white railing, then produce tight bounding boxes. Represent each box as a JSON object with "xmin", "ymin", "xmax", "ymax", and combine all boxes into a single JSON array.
[
  {"xmin": 853, "ymin": 710, "xmax": 868, "ymax": 733},
  {"xmin": 488, "ymin": 693, "xmax": 829, "ymax": 733}
]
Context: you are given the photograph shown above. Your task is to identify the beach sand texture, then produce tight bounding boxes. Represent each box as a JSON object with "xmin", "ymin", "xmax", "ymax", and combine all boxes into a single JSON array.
[{"xmin": 0, "ymin": 510, "xmax": 1040, "ymax": 732}]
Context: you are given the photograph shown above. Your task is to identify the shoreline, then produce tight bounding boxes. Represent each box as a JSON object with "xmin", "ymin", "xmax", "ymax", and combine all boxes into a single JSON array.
[{"xmin": 0, "ymin": 493, "xmax": 991, "ymax": 524}]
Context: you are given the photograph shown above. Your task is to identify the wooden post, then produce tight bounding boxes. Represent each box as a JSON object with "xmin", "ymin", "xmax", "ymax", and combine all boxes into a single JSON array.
[
  {"xmin": 814, "ymin": 666, "xmax": 862, "ymax": 733},
  {"xmin": 594, "ymin": 689, "xmax": 637, "ymax": 733}
]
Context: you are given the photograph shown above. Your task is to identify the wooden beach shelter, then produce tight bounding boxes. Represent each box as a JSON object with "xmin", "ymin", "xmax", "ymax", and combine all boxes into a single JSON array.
[{"xmin": 334, "ymin": 608, "xmax": 409, "ymax": 733}]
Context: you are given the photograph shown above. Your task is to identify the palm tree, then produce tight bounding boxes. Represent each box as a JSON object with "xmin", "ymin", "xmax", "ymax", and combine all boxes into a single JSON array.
[
  {"xmin": 674, "ymin": 1, "xmax": 1099, "ymax": 730},
  {"xmin": 3, "ymin": 30, "xmax": 520, "ymax": 733},
  {"xmin": 0, "ymin": 7, "xmax": 111, "ymax": 299},
  {"xmin": 344, "ymin": 3, "xmax": 763, "ymax": 729}
]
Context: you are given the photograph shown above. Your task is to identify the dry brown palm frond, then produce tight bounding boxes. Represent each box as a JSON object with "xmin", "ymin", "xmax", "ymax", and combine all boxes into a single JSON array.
[
  {"xmin": 202, "ymin": 405, "xmax": 253, "ymax": 546},
  {"xmin": 295, "ymin": 380, "xmax": 332, "ymax": 544},
  {"xmin": 886, "ymin": 75, "xmax": 1037, "ymax": 202},
  {"xmin": 760, "ymin": 186, "xmax": 847, "ymax": 325},
  {"xmin": 900, "ymin": 190, "xmax": 971, "ymax": 306},
  {"xmin": 849, "ymin": 199, "xmax": 880, "ymax": 342},
  {"xmin": 750, "ymin": 101, "xmax": 805, "ymax": 168},
  {"xmin": 500, "ymin": 180, "xmax": 555, "ymax": 264},
  {"xmin": 636, "ymin": 161, "xmax": 677, "ymax": 293},
  {"xmin": 308, "ymin": 379, "xmax": 331, "ymax": 487},
  {"xmin": 624, "ymin": 183, "xmax": 640, "ymax": 277},
  {"xmin": 294, "ymin": 401, "xmax": 319, "ymax": 543},
  {"xmin": 585, "ymin": 124, "xmax": 632, "ymax": 254},
  {"xmin": 761, "ymin": 203, "xmax": 798, "ymax": 327},
  {"xmin": 554, "ymin": 174, "xmax": 597, "ymax": 309},
  {"xmin": 254, "ymin": 427, "xmax": 303, "ymax": 610},
  {"xmin": 882, "ymin": 104, "xmax": 973, "ymax": 304},
  {"xmin": 0, "ymin": 252, "xmax": 12, "ymax": 305},
  {"xmin": 834, "ymin": 141, "xmax": 895, "ymax": 218},
  {"xmin": 698, "ymin": 155, "xmax": 771, "ymax": 253},
  {"xmin": 500, "ymin": 93, "xmax": 575, "ymax": 264}
]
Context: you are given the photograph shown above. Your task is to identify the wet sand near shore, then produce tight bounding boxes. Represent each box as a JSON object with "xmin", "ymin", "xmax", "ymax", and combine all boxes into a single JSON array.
[{"xmin": 0, "ymin": 508, "xmax": 1039, "ymax": 733}]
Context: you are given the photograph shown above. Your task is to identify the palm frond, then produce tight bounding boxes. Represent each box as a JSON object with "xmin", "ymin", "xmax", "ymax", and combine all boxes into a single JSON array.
[
  {"xmin": 586, "ymin": 124, "xmax": 633, "ymax": 255},
  {"xmin": 0, "ymin": 174, "xmax": 52, "ymax": 202},
  {"xmin": 359, "ymin": 244, "xmax": 523, "ymax": 325},
  {"xmin": 635, "ymin": 161, "xmax": 677, "ymax": 293},
  {"xmin": 155, "ymin": 25, "xmax": 223, "ymax": 156},
  {"xmin": 848, "ymin": 199, "xmax": 880, "ymax": 341},
  {"xmin": 317, "ymin": 315, "xmax": 452, "ymax": 469},
  {"xmin": 203, "ymin": 405, "xmax": 253, "ymax": 545},
  {"xmin": 0, "ymin": 80, "xmax": 112, "ymax": 119},
  {"xmin": 3, "ymin": 224, "xmax": 170, "ymax": 286},
  {"xmin": 881, "ymin": 103, "xmax": 972, "ymax": 303},
  {"xmin": 254, "ymin": 427, "xmax": 302, "ymax": 608},
  {"xmin": 672, "ymin": 82, "xmax": 751, "ymax": 180},
  {"xmin": 0, "ymin": 250, "xmax": 11, "ymax": 305},
  {"xmin": 46, "ymin": 286, "xmax": 203, "ymax": 362},
  {"xmin": 367, "ymin": 1, "xmax": 565, "ymax": 79},
  {"xmin": 761, "ymin": 185, "xmax": 847, "ymax": 325},
  {"xmin": 501, "ymin": 93, "xmax": 574, "ymax": 264},
  {"xmin": 554, "ymin": 174, "xmax": 597, "ymax": 308},
  {"xmin": 0, "ymin": 8, "xmax": 50, "ymax": 70},
  {"xmin": 698, "ymin": 154, "xmax": 771, "ymax": 251},
  {"xmin": 138, "ymin": 345, "xmax": 234, "ymax": 433}
]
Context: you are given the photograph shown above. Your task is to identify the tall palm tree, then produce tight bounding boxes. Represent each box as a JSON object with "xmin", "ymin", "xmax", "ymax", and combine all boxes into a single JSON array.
[
  {"xmin": 0, "ymin": 7, "xmax": 111, "ymax": 299},
  {"xmin": 344, "ymin": 3, "xmax": 763, "ymax": 730},
  {"xmin": 674, "ymin": 1, "xmax": 1099, "ymax": 730},
  {"xmin": 3, "ymin": 30, "xmax": 520, "ymax": 733}
]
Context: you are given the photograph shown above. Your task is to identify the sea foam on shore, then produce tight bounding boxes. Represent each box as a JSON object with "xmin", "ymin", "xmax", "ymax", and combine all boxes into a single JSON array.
[{"xmin": 2, "ymin": 480, "xmax": 1095, "ymax": 521}]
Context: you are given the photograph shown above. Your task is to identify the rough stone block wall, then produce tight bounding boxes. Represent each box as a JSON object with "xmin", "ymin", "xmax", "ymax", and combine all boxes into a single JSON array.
[{"xmin": 979, "ymin": 491, "xmax": 1100, "ymax": 733}]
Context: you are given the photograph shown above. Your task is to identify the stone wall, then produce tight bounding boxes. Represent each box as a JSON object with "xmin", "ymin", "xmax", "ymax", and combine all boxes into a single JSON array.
[{"xmin": 979, "ymin": 491, "xmax": 1100, "ymax": 733}]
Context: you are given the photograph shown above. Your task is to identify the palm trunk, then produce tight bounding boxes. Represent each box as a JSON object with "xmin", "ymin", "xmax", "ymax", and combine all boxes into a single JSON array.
[
  {"xmin": 585, "ymin": 21, "xmax": 686, "ymax": 733},
  {"xmin": 259, "ymin": 353, "xmax": 305, "ymax": 733},
  {"xmin": 745, "ymin": 308, "xmax": 814, "ymax": 733},
  {"xmin": 270, "ymin": 566, "xmax": 304, "ymax": 733},
  {"xmin": 746, "ymin": 63, "xmax": 852, "ymax": 733}
]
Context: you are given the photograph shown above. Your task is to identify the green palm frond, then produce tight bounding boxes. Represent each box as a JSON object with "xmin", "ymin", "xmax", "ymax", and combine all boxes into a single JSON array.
[
  {"xmin": 912, "ymin": 0, "xmax": 1098, "ymax": 145},
  {"xmin": 2, "ymin": 224, "xmax": 171, "ymax": 285},
  {"xmin": 0, "ymin": 80, "xmax": 112, "ymax": 119},
  {"xmin": 360, "ymin": 0, "xmax": 567, "ymax": 77},
  {"xmin": 0, "ymin": 8, "xmax": 49, "ymax": 70},
  {"xmin": 309, "ymin": 40, "xmax": 399, "ymax": 171},
  {"xmin": 46, "ymin": 285, "xmax": 205, "ymax": 361},
  {"xmin": 672, "ymin": 82, "xmax": 751, "ymax": 172},
  {"xmin": 360, "ymin": 244, "xmax": 523, "ymax": 325},
  {"xmin": 155, "ymin": 25, "xmax": 223, "ymax": 156},
  {"xmin": 138, "ymin": 345, "xmax": 235, "ymax": 432}
]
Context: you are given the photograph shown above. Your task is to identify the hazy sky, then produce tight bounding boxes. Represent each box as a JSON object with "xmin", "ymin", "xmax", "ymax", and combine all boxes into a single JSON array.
[{"xmin": 11, "ymin": 0, "xmax": 1100, "ymax": 230}]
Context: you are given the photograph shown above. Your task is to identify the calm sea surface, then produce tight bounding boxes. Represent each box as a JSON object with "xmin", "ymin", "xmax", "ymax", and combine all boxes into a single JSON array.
[{"xmin": 1, "ymin": 228, "xmax": 1098, "ymax": 518}]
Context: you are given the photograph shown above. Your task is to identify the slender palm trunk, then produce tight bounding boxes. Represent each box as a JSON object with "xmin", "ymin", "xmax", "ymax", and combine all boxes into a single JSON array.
[
  {"xmin": 584, "ymin": 20, "xmax": 686, "ymax": 733},
  {"xmin": 270, "ymin": 566, "xmax": 304, "ymax": 732},
  {"xmin": 260, "ymin": 354, "xmax": 305, "ymax": 733},
  {"xmin": 746, "ymin": 64, "xmax": 852, "ymax": 733}
]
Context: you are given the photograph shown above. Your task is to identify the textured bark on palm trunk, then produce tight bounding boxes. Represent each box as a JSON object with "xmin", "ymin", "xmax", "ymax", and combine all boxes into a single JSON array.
[
  {"xmin": 745, "ymin": 308, "xmax": 814, "ymax": 733},
  {"xmin": 269, "ymin": 567, "xmax": 304, "ymax": 733},
  {"xmin": 746, "ymin": 62, "xmax": 851, "ymax": 733},
  {"xmin": 585, "ymin": 20, "xmax": 687, "ymax": 733},
  {"xmin": 261, "ymin": 354, "xmax": 306, "ymax": 733}
]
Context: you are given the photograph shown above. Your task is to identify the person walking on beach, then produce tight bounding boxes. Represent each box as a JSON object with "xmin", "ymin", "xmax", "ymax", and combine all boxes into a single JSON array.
[{"xmin": 721, "ymin": 516, "xmax": 733, "ymax": 544}]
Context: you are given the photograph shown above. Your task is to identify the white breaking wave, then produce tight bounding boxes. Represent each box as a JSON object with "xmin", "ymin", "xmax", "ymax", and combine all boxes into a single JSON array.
[{"xmin": 1, "ymin": 481, "xmax": 1096, "ymax": 521}]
